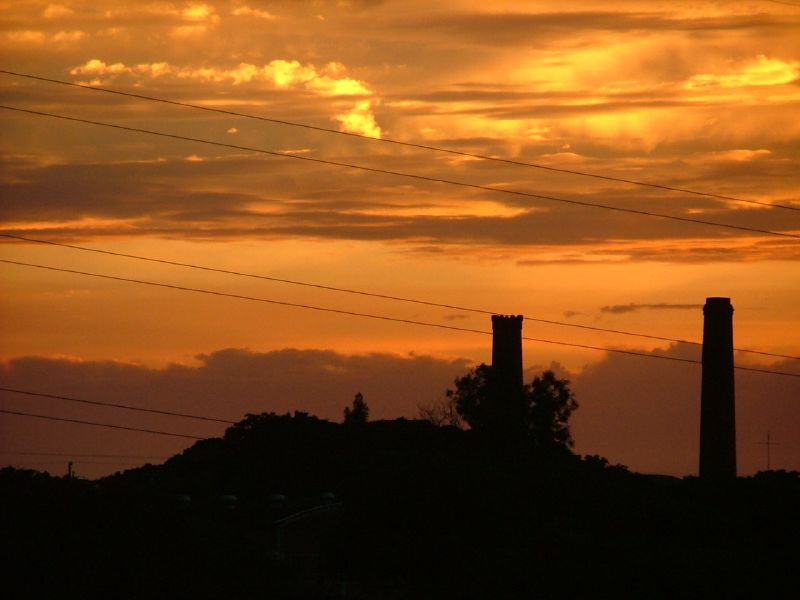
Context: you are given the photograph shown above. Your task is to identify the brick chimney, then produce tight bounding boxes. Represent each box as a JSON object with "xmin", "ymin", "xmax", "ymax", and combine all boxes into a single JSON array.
[
  {"xmin": 491, "ymin": 314, "xmax": 524, "ymax": 392},
  {"xmin": 489, "ymin": 314, "xmax": 525, "ymax": 442},
  {"xmin": 699, "ymin": 297, "xmax": 737, "ymax": 480}
]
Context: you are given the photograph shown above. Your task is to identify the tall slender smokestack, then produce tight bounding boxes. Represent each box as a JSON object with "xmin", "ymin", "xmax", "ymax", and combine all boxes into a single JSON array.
[{"xmin": 699, "ymin": 297, "xmax": 736, "ymax": 480}]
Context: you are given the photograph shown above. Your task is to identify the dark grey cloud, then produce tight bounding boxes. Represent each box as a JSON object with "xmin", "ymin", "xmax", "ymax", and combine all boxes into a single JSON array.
[
  {"xmin": 389, "ymin": 84, "xmax": 718, "ymax": 115},
  {"xmin": 0, "ymin": 348, "xmax": 471, "ymax": 477},
  {"xmin": 0, "ymin": 348, "xmax": 470, "ymax": 423},
  {"xmin": 569, "ymin": 343, "xmax": 800, "ymax": 476},
  {"xmin": 2, "ymin": 151, "xmax": 798, "ymax": 262},
  {"xmin": 441, "ymin": 313, "xmax": 470, "ymax": 321},
  {"xmin": 601, "ymin": 303, "xmax": 703, "ymax": 315},
  {"xmin": 548, "ymin": 240, "xmax": 800, "ymax": 264},
  {"xmin": 441, "ymin": 99, "xmax": 709, "ymax": 120},
  {"xmin": 387, "ymin": 84, "xmax": 800, "ymax": 124},
  {"xmin": 393, "ymin": 11, "xmax": 798, "ymax": 46},
  {"xmin": 2, "ymin": 344, "xmax": 797, "ymax": 479}
]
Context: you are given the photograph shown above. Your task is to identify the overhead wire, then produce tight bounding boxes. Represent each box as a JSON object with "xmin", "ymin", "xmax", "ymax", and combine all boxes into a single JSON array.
[
  {"xmin": 0, "ymin": 450, "xmax": 171, "ymax": 459},
  {"xmin": 2, "ymin": 104, "xmax": 799, "ymax": 241},
  {"xmin": 0, "ymin": 69, "xmax": 796, "ymax": 212},
  {"xmin": 2, "ymin": 63, "xmax": 796, "ymax": 457},
  {"xmin": 0, "ymin": 408, "xmax": 205, "ymax": 439},
  {"xmin": 1, "ymin": 258, "xmax": 798, "ymax": 377},
  {"xmin": 0, "ymin": 387, "xmax": 235, "ymax": 424},
  {"xmin": 1, "ymin": 460, "xmax": 154, "ymax": 467},
  {"xmin": 2, "ymin": 232, "xmax": 797, "ymax": 361}
]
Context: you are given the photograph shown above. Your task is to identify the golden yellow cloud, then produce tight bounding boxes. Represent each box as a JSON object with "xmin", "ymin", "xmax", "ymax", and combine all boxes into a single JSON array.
[
  {"xmin": 335, "ymin": 99, "xmax": 382, "ymax": 138},
  {"xmin": 71, "ymin": 58, "xmax": 373, "ymax": 96},
  {"xmin": 685, "ymin": 55, "xmax": 800, "ymax": 89},
  {"xmin": 68, "ymin": 55, "xmax": 383, "ymax": 138},
  {"xmin": 70, "ymin": 59, "xmax": 129, "ymax": 76},
  {"xmin": 704, "ymin": 149, "xmax": 772, "ymax": 162},
  {"xmin": 182, "ymin": 3, "xmax": 217, "ymax": 22},
  {"xmin": 232, "ymin": 5, "xmax": 276, "ymax": 20},
  {"xmin": 43, "ymin": 4, "xmax": 74, "ymax": 19}
]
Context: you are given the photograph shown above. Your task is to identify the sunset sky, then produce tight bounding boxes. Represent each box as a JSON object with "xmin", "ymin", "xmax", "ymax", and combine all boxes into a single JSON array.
[{"xmin": 1, "ymin": 0, "xmax": 799, "ymax": 479}]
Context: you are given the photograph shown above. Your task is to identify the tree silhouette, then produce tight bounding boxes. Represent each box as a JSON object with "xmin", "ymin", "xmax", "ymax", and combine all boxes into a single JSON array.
[
  {"xmin": 527, "ymin": 370, "xmax": 578, "ymax": 452},
  {"xmin": 448, "ymin": 364, "xmax": 502, "ymax": 435},
  {"xmin": 448, "ymin": 365, "xmax": 577, "ymax": 453},
  {"xmin": 418, "ymin": 394, "xmax": 463, "ymax": 428},
  {"xmin": 344, "ymin": 392, "xmax": 369, "ymax": 426}
]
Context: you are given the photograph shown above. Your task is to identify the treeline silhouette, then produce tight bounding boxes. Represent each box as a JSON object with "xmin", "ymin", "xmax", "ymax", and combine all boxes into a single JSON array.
[{"xmin": 3, "ymin": 382, "xmax": 798, "ymax": 598}]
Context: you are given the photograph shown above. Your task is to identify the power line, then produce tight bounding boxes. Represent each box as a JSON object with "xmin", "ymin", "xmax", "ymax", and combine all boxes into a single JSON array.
[
  {"xmin": 0, "ymin": 257, "xmax": 495, "ymax": 333},
  {"xmin": 1, "ymin": 68, "xmax": 796, "ymax": 213},
  {"xmin": 0, "ymin": 408, "xmax": 206, "ymax": 439},
  {"xmin": 2, "ymin": 104, "xmax": 799, "ymax": 241},
  {"xmin": 0, "ymin": 450, "xmax": 171, "ymax": 459},
  {"xmin": 2, "ymin": 460, "xmax": 153, "ymax": 467},
  {"xmin": 0, "ymin": 387, "xmax": 235, "ymax": 424},
  {"xmin": 2, "ymin": 257, "xmax": 798, "ymax": 377},
  {"xmin": 3, "ymin": 232, "xmax": 796, "ymax": 361}
]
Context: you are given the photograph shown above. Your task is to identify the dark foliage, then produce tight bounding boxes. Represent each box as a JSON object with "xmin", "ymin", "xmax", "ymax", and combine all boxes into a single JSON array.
[
  {"xmin": 449, "ymin": 365, "xmax": 578, "ymax": 454},
  {"xmin": 527, "ymin": 370, "xmax": 578, "ymax": 451},
  {"xmin": 343, "ymin": 391, "xmax": 369, "ymax": 426},
  {"xmin": 3, "ymin": 415, "xmax": 798, "ymax": 599}
]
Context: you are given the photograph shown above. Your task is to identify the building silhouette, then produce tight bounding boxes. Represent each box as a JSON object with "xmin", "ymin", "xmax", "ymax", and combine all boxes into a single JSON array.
[{"xmin": 699, "ymin": 297, "xmax": 737, "ymax": 480}]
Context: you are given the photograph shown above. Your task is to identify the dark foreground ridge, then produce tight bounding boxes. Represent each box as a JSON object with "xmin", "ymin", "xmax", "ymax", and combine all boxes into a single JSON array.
[{"xmin": 3, "ymin": 412, "xmax": 798, "ymax": 599}]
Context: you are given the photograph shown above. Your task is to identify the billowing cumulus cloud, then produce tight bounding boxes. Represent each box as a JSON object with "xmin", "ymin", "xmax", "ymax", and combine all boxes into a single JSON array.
[{"xmin": 335, "ymin": 99, "xmax": 383, "ymax": 137}]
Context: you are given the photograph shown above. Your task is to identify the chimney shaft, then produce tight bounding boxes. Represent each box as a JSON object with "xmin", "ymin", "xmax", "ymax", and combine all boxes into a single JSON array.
[
  {"xmin": 489, "ymin": 314, "xmax": 525, "ymax": 440},
  {"xmin": 699, "ymin": 297, "xmax": 736, "ymax": 480},
  {"xmin": 491, "ymin": 314, "xmax": 524, "ymax": 391}
]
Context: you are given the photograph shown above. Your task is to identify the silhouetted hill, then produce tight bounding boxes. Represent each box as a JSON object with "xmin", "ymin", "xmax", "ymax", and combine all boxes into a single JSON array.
[{"xmin": 3, "ymin": 412, "xmax": 798, "ymax": 599}]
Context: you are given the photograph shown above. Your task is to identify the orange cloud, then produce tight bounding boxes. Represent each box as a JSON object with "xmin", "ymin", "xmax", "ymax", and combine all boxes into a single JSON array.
[
  {"xmin": 53, "ymin": 30, "xmax": 85, "ymax": 42},
  {"xmin": 703, "ymin": 149, "xmax": 772, "ymax": 162},
  {"xmin": 335, "ymin": 100, "xmax": 383, "ymax": 138},
  {"xmin": 182, "ymin": 3, "xmax": 217, "ymax": 22},
  {"xmin": 68, "ymin": 57, "xmax": 381, "ymax": 136},
  {"xmin": 5, "ymin": 30, "xmax": 46, "ymax": 43},
  {"xmin": 232, "ymin": 5, "xmax": 276, "ymax": 20},
  {"xmin": 685, "ymin": 55, "xmax": 800, "ymax": 89},
  {"xmin": 70, "ymin": 58, "xmax": 372, "ymax": 96},
  {"xmin": 43, "ymin": 4, "xmax": 74, "ymax": 19}
]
